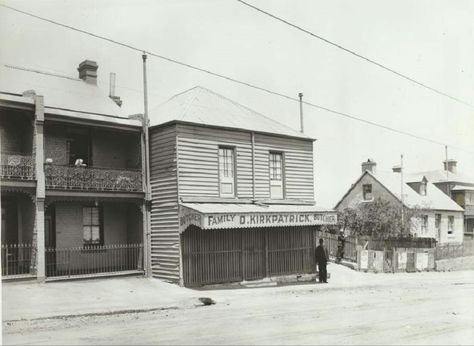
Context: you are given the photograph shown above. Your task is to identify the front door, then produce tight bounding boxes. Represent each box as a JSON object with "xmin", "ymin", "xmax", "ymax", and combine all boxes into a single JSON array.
[
  {"xmin": 1, "ymin": 198, "xmax": 18, "ymax": 245},
  {"xmin": 242, "ymin": 230, "xmax": 266, "ymax": 281},
  {"xmin": 45, "ymin": 206, "xmax": 56, "ymax": 276}
]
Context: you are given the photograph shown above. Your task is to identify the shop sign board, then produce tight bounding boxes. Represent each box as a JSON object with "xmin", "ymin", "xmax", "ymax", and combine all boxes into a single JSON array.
[{"xmin": 179, "ymin": 206, "xmax": 337, "ymax": 232}]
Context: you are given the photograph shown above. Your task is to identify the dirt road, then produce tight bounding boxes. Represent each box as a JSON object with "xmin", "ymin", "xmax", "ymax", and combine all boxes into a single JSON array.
[{"xmin": 4, "ymin": 269, "xmax": 474, "ymax": 345}]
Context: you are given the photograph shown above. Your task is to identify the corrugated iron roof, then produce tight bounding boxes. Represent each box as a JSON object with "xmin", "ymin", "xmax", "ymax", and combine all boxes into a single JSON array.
[
  {"xmin": 180, "ymin": 202, "xmax": 332, "ymax": 214},
  {"xmin": 0, "ymin": 64, "xmax": 139, "ymax": 126},
  {"xmin": 149, "ymin": 86, "xmax": 313, "ymax": 140},
  {"xmin": 371, "ymin": 171, "xmax": 463, "ymax": 211}
]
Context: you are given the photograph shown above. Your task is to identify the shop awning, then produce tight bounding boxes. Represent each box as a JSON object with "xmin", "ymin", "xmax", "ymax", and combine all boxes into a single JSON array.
[{"xmin": 179, "ymin": 203, "xmax": 337, "ymax": 232}]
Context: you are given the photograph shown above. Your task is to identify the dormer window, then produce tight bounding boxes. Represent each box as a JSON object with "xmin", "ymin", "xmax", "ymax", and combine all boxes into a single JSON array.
[{"xmin": 420, "ymin": 180, "xmax": 427, "ymax": 196}]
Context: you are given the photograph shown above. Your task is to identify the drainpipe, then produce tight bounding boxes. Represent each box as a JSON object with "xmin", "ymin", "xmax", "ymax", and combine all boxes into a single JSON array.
[{"xmin": 142, "ymin": 53, "xmax": 152, "ymax": 277}]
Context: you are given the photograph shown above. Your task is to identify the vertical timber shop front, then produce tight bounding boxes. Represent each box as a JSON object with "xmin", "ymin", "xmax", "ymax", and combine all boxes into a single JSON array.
[
  {"xmin": 148, "ymin": 87, "xmax": 337, "ymax": 286},
  {"xmin": 180, "ymin": 204, "xmax": 336, "ymax": 286}
]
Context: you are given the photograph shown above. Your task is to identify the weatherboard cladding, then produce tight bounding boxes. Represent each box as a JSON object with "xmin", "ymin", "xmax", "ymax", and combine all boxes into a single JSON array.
[
  {"xmin": 254, "ymin": 133, "xmax": 314, "ymax": 201},
  {"xmin": 176, "ymin": 124, "xmax": 253, "ymax": 198},
  {"xmin": 149, "ymin": 125, "xmax": 180, "ymax": 282},
  {"xmin": 149, "ymin": 122, "xmax": 316, "ymax": 282},
  {"xmin": 175, "ymin": 124, "xmax": 314, "ymax": 201}
]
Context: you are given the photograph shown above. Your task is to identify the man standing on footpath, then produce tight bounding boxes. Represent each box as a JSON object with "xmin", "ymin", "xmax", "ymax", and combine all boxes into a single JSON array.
[{"xmin": 315, "ymin": 238, "xmax": 329, "ymax": 283}]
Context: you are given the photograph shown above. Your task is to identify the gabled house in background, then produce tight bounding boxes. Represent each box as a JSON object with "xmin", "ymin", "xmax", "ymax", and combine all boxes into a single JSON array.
[
  {"xmin": 408, "ymin": 159, "xmax": 474, "ymax": 240},
  {"xmin": 1, "ymin": 61, "xmax": 146, "ymax": 281},
  {"xmin": 335, "ymin": 159, "xmax": 464, "ymax": 243},
  {"xmin": 148, "ymin": 86, "xmax": 337, "ymax": 286}
]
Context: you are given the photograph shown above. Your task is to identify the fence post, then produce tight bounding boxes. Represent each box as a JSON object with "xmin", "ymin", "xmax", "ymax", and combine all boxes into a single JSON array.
[
  {"xmin": 5, "ymin": 246, "xmax": 10, "ymax": 276},
  {"xmin": 67, "ymin": 250, "xmax": 71, "ymax": 277}
]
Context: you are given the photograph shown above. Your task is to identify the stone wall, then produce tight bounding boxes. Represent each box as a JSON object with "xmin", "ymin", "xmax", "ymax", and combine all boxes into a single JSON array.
[{"xmin": 435, "ymin": 256, "xmax": 474, "ymax": 271}]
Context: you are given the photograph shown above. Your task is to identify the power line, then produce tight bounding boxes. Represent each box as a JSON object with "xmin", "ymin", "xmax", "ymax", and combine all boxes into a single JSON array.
[
  {"xmin": 1, "ymin": 3, "xmax": 473, "ymax": 155},
  {"xmin": 236, "ymin": 0, "xmax": 473, "ymax": 108}
]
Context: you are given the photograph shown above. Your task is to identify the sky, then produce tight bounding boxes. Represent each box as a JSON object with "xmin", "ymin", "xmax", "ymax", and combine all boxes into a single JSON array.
[{"xmin": 1, "ymin": 0, "xmax": 473, "ymax": 207}]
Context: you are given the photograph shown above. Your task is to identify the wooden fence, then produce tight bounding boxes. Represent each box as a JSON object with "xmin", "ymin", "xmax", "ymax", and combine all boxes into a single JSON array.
[
  {"xmin": 320, "ymin": 233, "xmax": 357, "ymax": 262},
  {"xmin": 357, "ymin": 236, "xmax": 437, "ymax": 251},
  {"xmin": 182, "ymin": 226, "xmax": 317, "ymax": 286}
]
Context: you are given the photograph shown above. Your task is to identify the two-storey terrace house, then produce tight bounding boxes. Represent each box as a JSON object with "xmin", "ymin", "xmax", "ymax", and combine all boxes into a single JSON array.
[
  {"xmin": 148, "ymin": 86, "xmax": 336, "ymax": 286},
  {"xmin": 409, "ymin": 160, "xmax": 474, "ymax": 240},
  {"xmin": 1, "ymin": 61, "xmax": 146, "ymax": 281}
]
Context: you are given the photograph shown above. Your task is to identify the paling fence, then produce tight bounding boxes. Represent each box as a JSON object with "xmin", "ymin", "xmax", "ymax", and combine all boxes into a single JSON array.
[
  {"xmin": 319, "ymin": 232, "xmax": 357, "ymax": 262},
  {"xmin": 45, "ymin": 243, "xmax": 144, "ymax": 278},
  {"xmin": 1, "ymin": 244, "xmax": 34, "ymax": 278}
]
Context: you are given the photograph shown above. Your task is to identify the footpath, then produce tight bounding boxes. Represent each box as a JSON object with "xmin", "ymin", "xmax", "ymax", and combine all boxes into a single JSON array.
[{"xmin": 2, "ymin": 263, "xmax": 429, "ymax": 322}]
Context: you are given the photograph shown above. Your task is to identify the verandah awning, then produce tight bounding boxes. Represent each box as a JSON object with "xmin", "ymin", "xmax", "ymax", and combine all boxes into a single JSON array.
[{"xmin": 179, "ymin": 203, "xmax": 337, "ymax": 232}]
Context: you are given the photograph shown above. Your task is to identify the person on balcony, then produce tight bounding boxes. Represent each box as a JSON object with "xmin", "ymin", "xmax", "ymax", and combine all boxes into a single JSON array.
[{"xmin": 74, "ymin": 158, "xmax": 87, "ymax": 167}]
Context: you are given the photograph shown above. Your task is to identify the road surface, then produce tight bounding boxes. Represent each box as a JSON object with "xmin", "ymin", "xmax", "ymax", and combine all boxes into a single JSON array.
[{"xmin": 3, "ymin": 268, "xmax": 474, "ymax": 345}]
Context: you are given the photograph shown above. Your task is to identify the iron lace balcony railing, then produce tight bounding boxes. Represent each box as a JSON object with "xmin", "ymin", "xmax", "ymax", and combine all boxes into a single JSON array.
[
  {"xmin": 44, "ymin": 165, "xmax": 142, "ymax": 192},
  {"xmin": 0, "ymin": 152, "xmax": 35, "ymax": 180}
]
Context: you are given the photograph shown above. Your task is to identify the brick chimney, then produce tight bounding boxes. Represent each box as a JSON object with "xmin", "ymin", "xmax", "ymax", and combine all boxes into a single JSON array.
[
  {"xmin": 77, "ymin": 60, "xmax": 98, "ymax": 84},
  {"xmin": 443, "ymin": 159, "xmax": 457, "ymax": 174},
  {"xmin": 361, "ymin": 159, "xmax": 376, "ymax": 174}
]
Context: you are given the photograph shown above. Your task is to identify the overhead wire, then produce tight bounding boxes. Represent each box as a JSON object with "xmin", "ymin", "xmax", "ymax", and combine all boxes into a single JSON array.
[
  {"xmin": 1, "ymin": 3, "xmax": 473, "ymax": 155},
  {"xmin": 236, "ymin": 0, "xmax": 473, "ymax": 108}
]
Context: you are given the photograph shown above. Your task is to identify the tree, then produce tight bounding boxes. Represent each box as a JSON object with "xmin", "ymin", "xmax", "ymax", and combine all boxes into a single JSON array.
[{"xmin": 338, "ymin": 198, "xmax": 421, "ymax": 239}]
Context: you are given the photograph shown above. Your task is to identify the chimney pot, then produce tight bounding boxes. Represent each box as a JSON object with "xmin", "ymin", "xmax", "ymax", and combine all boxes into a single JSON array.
[
  {"xmin": 443, "ymin": 159, "xmax": 457, "ymax": 174},
  {"xmin": 77, "ymin": 60, "xmax": 98, "ymax": 84},
  {"xmin": 361, "ymin": 158, "xmax": 377, "ymax": 174}
]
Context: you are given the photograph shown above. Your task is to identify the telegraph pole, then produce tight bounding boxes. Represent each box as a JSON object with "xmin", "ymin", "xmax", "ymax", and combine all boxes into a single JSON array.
[
  {"xmin": 142, "ymin": 53, "xmax": 152, "ymax": 277},
  {"xmin": 400, "ymin": 154, "xmax": 405, "ymax": 230},
  {"xmin": 445, "ymin": 145, "xmax": 450, "ymax": 197}
]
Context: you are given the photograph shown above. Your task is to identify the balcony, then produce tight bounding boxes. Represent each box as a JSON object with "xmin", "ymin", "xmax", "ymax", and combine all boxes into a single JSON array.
[
  {"xmin": 45, "ymin": 165, "xmax": 142, "ymax": 192},
  {"xmin": 0, "ymin": 152, "xmax": 35, "ymax": 180}
]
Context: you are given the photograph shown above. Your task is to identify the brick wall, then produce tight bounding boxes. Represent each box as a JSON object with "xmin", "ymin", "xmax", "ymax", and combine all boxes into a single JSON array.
[
  {"xmin": 55, "ymin": 203, "xmax": 83, "ymax": 248},
  {"xmin": 45, "ymin": 132, "xmax": 69, "ymax": 165},
  {"xmin": 0, "ymin": 111, "xmax": 33, "ymax": 154},
  {"xmin": 44, "ymin": 125, "xmax": 140, "ymax": 168},
  {"xmin": 92, "ymin": 130, "xmax": 141, "ymax": 169},
  {"xmin": 54, "ymin": 202, "xmax": 141, "ymax": 248}
]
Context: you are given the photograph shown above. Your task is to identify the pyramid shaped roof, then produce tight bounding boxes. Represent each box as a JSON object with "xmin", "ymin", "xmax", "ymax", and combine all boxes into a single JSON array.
[{"xmin": 149, "ymin": 86, "xmax": 313, "ymax": 140}]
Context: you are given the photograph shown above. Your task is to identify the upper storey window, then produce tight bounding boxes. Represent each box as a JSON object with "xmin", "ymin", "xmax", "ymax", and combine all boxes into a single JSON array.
[
  {"xmin": 269, "ymin": 152, "xmax": 284, "ymax": 199},
  {"xmin": 219, "ymin": 147, "xmax": 235, "ymax": 198}
]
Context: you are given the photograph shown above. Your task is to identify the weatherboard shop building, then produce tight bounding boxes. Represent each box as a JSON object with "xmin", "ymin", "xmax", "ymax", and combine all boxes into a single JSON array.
[{"xmin": 148, "ymin": 86, "xmax": 337, "ymax": 286}]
